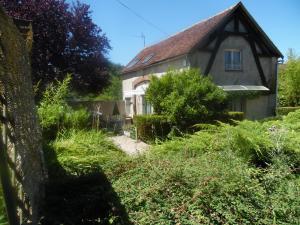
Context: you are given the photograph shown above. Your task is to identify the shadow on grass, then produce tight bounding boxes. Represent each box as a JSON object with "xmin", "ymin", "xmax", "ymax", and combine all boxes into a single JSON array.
[{"xmin": 41, "ymin": 144, "xmax": 132, "ymax": 225}]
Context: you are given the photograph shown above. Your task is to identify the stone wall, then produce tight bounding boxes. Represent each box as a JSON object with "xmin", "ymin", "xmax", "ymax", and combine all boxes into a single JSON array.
[{"xmin": 0, "ymin": 6, "xmax": 46, "ymax": 224}]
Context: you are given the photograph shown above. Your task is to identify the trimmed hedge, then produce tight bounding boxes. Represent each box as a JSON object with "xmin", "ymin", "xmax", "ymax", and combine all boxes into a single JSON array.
[
  {"xmin": 133, "ymin": 114, "xmax": 171, "ymax": 143},
  {"xmin": 216, "ymin": 111, "xmax": 244, "ymax": 124},
  {"xmin": 277, "ymin": 106, "xmax": 300, "ymax": 116},
  {"xmin": 227, "ymin": 111, "xmax": 245, "ymax": 121}
]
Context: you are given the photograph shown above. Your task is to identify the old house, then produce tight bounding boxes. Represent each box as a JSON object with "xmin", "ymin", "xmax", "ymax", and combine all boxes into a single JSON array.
[{"xmin": 121, "ymin": 2, "xmax": 283, "ymax": 120}]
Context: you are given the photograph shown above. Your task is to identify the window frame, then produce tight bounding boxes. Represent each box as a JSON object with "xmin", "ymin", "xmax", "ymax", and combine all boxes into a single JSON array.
[
  {"xmin": 224, "ymin": 49, "xmax": 242, "ymax": 71},
  {"xmin": 125, "ymin": 97, "xmax": 131, "ymax": 115},
  {"xmin": 141, "ymin": 95, "xmax": 152, "ymax": 115}
]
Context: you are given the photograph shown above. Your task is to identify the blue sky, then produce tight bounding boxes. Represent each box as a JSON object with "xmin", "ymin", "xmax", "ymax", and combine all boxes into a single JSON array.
[{"xmin": 69, "ymin": 0, "xmax": 300, "ymax": 65}]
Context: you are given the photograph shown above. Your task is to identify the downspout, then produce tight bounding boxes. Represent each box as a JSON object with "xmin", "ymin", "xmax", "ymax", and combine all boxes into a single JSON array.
[
  {"xmin": 185, "ymin": 54, "xmax": 190, "ymax": 68},
  {"xmin": 275, "ymin": 57, "xmax": 284, "ymax": 115}
]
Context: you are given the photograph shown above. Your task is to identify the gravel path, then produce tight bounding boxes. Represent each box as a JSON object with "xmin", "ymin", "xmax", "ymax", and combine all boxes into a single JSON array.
[{"xmin": 109, "ymin": 135, "xmax": 150, "ymax": 155}]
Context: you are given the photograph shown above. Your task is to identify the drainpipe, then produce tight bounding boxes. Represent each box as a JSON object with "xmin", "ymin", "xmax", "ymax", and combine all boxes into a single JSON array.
[{"xmin": 275, "ymin": 57, "xmax": 284, "ymax": 115}]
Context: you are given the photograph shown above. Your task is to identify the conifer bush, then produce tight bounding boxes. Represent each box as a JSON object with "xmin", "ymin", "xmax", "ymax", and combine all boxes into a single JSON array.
[{"xmin": 38, "ymin": 103, "xmax": 300, "ymax": 224}]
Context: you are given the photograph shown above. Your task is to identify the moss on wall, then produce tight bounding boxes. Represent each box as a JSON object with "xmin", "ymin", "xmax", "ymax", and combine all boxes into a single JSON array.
[{"xmin": 0, "ymin": 6, "xmax": 46, "ymax": 224}]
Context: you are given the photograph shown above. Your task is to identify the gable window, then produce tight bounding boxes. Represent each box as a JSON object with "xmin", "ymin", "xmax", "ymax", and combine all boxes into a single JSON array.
[{"xmin": 224, "ymin": 50, "xmax": 242, "ymax": 71}]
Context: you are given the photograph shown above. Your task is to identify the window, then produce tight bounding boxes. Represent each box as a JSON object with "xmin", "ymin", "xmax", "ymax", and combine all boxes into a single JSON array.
[
  {"xmin": 229, "ymin": 98, "xmax": 246, "ymax": 112},
  {"xmin": 125, "ymin": 98, "xmax": 131, "ymax": 115},
  {"xmin": 224, "ymin": 50, "xmax": 242, "ymax": 71},
  {"xmin": 126, "ymin": 57, "xmax": 140, "ymax": 68},
  {"xmin": 142, "ymin": 53, "xmax": 155, "ymax": 64},
  {"xmin": 141, "ymin": 95, "xmax": 152, "ymax": 115}
]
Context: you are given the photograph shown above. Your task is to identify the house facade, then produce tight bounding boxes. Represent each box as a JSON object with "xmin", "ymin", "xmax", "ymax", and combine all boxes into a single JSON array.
[{"xmin": 122, "ymin": 2, "xmax": 283, "ymax": 120}]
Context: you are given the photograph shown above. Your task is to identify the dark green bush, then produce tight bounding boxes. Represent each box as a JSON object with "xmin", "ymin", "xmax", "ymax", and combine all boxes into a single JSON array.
[
  {"xmin": 214, "ymin": 111, "xmax": 244, "ymax": 125},
  {"xmin": 133, "ymin": 114, "xmax": 171, "ymax": 143},
  {"xmin": 146, "ymin": 69, "xmax": 228, "ymax": 129},
  {"xmin": 277, "ymin": 106, "xmax": 300, "ymax": 116}
]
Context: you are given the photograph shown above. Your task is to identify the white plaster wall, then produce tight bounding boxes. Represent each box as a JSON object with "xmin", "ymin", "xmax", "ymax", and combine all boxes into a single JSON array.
[{"xmin": 122, "ymin": 56, "xmax": 187, "ymax": 116}]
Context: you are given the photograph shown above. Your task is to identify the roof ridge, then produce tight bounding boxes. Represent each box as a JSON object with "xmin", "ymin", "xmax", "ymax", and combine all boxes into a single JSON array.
[{"xmin": 140, "ymin": 2, "xmax": 239, "ymax": 52}]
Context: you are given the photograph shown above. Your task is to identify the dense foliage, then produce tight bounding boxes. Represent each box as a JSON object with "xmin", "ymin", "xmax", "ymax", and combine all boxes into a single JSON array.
[
  {"xmin": 277, "ymin": 106, "xmax": 300, "ymax": 116},
  {"xmin": 146, "ymin": 69, "xmax": 228, "ymax": 129},
  {"xmin": 278, "ymin": 50, "xmax": 300, "ymax": 106},
  {"xmin": 38, "ymin": 74, "xmax": 91, "ymax": 139},
  {"xmin": 133, "ymin": 114, "xmax": 171, "ymax": 143},
  {"xmin": 79, "ymin": 63, "xmax": 123, "ymax": 101},
  {"xmin": 0, "ymin": 0, "xmax": 111, "ymax": 93},
  {"xmin": 113, "ymin": 111, "xmax": 300, "ymax": 224},
  {"xmin": 37, "ymin": 109, "xmax": 300, "ymax": 224}
]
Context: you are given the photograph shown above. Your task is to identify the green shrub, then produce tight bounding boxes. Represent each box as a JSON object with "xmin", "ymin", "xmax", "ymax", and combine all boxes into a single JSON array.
[
  {"xmin": 133, "ymin": 114, "xmax": 171, "ymax": 143},
  {"xmin": 46, "ymin": 130, "xmax": 126, "ymax": 177},
  {"xmin": 113, "ymin": 149, "xmax": 299, "ymax": 224},
  {"xmin": 43, "ymin": 130, "xmax": 131, "ymax": 225},
  {"xmin": 42, "ymin": 109, "xmax": 300, "ymax": 224},
  {"xmin": 277, "ymin": 106, "xmax": 300, "ymax": 116},
  {"xmin": 112, "ymin": 113, "xmax": 300, "ymax": 223},
  {"xmin": 228, "ymin": 120, "xmax": 275, "ymax": 165},
  {"xmin": 226, "ymin": 111, "xmax": 244, "ymax": 121},
  {"xmin": 63, "ymin": 108, "xmax": 91, "ymax": 130},
  {"xmin": 38, "ymin": 75, "xmax": 91, "ymax": 139},
  {"xmin": 146, "ymin": 68, "xmax": 228, "ymax": 129}
]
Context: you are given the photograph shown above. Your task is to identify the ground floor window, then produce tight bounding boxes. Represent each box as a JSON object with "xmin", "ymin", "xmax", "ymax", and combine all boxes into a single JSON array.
[
  {"xmin": 125, "ymin": 97, "xmax": 131, "ymax": 115},
  {"xmin": 141, "ymin": 95, "xmax": 152, "ymax": 114},
  {"xmin": 229, "ymin": 97, "xmax": 246, "ymax": 112}
]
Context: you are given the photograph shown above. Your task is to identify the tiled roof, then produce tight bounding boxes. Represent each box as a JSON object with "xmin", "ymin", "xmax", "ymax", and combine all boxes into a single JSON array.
[{"xmin": 122, "ymin": 4, "xmax": 237, "ymax": 74}]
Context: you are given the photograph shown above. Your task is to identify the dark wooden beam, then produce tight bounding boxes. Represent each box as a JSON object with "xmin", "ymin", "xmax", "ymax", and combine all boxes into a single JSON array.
[
  {"xmin": 234, "ymin": 15, "xmax": 239, "ymax": 32},
  {"xmin": 204, "ymin": 33, "xmax": 228, "ymax": 75},
  {"xmin": 223, "ymin": 31, "xmax": 248, "ymax": 36},
  {"xmin": 200, "ymin": 48, "xmax": 213, "ymax": 53},
  {"xmin": 257, "ymin": 53, "xmax": 271, "ymax": 57},
  {"xmin": 247, "ymin": 36, "xmax": 268, "ymax": 87}
]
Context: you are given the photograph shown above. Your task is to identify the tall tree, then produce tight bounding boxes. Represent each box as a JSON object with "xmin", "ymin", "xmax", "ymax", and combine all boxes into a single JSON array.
[
  {"xmin": 278, "ymin": 49, "xmax": 300, "ymax": 106},
  {"xmin": 0, "ymin": 0, "xmax": 111, "ymax": 93},
  {"xmin": 65, "ymin": 1, "xmax": 111, "ymax": 92}
]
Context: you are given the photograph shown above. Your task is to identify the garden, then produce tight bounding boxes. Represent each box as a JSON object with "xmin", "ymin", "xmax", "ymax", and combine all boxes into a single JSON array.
[
  {"xmin": 2, "ymin": 66, "xmax": 299, "ymax": 224},
  {"xmin": 0, "ymin": 0, "xmax": 300, "ymax": 224}
]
